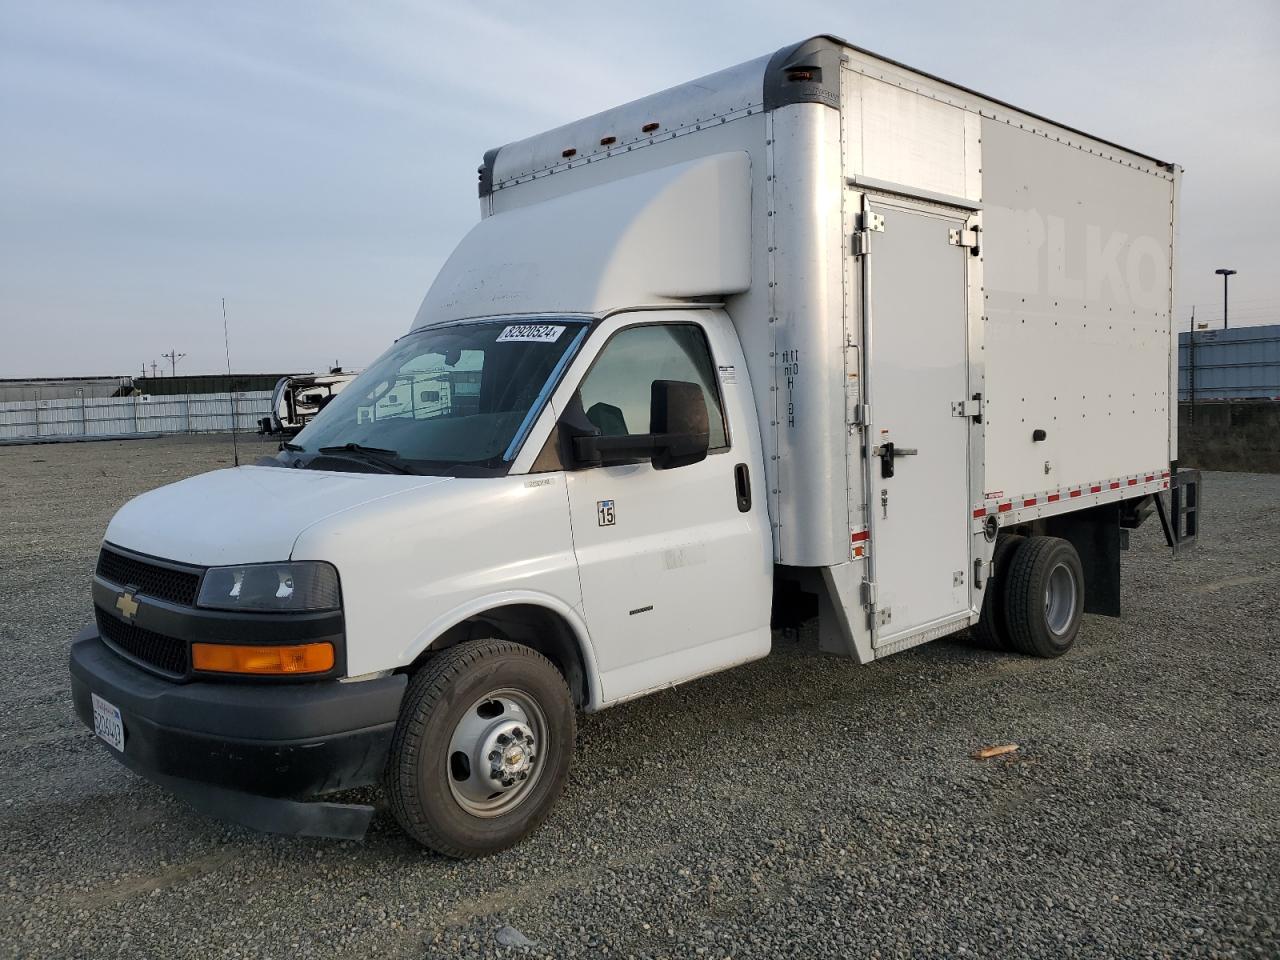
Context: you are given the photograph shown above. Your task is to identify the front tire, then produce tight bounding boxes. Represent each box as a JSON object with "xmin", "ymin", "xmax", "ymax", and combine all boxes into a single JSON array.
[
  {"xmin": 1003, "ymin": 536, "xmax": 1085, "ymax": 658},
  {"xmin": 385, "ymin": 640, "xmax": 575, "ymax": 858}
]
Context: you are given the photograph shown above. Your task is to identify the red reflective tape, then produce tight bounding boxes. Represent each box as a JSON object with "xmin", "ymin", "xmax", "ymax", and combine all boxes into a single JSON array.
[
  {"xmin": 1047, "ymin": 493, "xmax": 1060, "ymax": 502},
  {"xmin": 1070, "ymin": 490, "xmax": 1083, "ymax": 498},
  {"xmin": 997, "ymin": 502, "xmax": 1012, "ymax": 513},
  {"xmin": 1161, "ymin": 470, "xmax": 1170, "ymax": 478},
  {"xmin": 1110, "ymin": 482, "xmax": 1121, "ymax": 490},
  {"xmin": 1145, "ymin": 475, "xmax": 1154, "ymax": 483},
  {"xmin": 1127, "ymin": 478, "xmax": 1138, "ymax": 486},
  {"xmin": 1023, "ymin": 498, "xmax": 1038, "ymax": 507},
  {"xmin": 972, "ymin": 508, "xmax": 986, "ymax": 518},
  {"xmin": 851, "ymin": 530, "xmax": 870, "ymax": 543},
  {"xmin": 1090, "ymin": 485, "xmax": 1102, "ymax": 493}
]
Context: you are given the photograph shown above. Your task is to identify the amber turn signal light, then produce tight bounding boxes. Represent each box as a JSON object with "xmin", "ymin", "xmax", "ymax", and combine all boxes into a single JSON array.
[{"xmin": 192, "ymin": 642, "xmax": 335, "ymax": 675}]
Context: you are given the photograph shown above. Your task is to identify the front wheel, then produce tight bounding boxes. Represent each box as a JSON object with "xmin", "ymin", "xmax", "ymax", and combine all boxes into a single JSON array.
[
  {"xmin": 1003, "ymin": 536, "xmax": 1085, "ymax": 658},
  {"xmin": 385, "ymin": 640, "xmax": 575, "ymax": 858}
]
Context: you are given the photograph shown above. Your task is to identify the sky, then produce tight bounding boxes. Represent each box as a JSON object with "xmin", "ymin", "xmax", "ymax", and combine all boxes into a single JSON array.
[{"xmin": 1, "ymin": 0, "xmax": 1277, "ymax": 377}]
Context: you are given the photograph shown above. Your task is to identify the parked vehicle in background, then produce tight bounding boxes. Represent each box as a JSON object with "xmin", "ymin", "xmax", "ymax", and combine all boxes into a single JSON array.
[
  {"xmin": 257, "ymin": 368, "xmax": 358, "ymax": 438},
  {"xmin": 69, "ymin": 35, "xmax": 1197, "ymax": 857}
]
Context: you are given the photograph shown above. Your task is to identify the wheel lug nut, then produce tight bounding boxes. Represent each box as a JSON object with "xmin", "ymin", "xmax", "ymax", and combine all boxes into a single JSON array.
[
  {"xmin": 502, "ymin": 778, "xmax": 514, "ymax": 787},
  {"xmin": 518, "ymin": 771, "xmax": 528, "ymax": 781},
  {"xmin": 488, "ymin": 751, "xmax": 500, "ymax": 761},
  {"xmin": 511, "ymin": 726, "xmax": 523, "ymax": 739},
  {"xmin": 496, "ymin": 733, "xmax": 510, "ymax": 745},
  {"xmin": 490, "ymin": 768, "xmax": 502, "ymax": 780}
]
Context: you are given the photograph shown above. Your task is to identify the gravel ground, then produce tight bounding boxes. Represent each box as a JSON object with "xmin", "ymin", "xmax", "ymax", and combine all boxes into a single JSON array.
[{"xmin": 0, "ymin": 435, "xmax": 1276, "ymax": 959}]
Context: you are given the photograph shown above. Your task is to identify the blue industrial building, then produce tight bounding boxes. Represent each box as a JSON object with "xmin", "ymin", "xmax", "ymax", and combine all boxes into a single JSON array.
[{"xmin": 1179, "ymin": 323, "xmax": 1280, "ymax": 402}]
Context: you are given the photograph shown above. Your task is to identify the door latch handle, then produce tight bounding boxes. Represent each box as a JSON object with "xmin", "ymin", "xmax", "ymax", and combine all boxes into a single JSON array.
[
  {"xmin": 873, "ymin": 442, "xmax": 918, "ymax": 479},
  {"xmin": 733, "ymin": 463, "xmax": 751, "ymax": 513}
]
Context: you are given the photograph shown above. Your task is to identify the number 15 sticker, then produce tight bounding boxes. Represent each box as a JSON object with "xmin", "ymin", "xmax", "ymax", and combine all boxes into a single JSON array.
[{"xmin": 597, "ymin": 500, "xmax": 616, "ymax": 526}]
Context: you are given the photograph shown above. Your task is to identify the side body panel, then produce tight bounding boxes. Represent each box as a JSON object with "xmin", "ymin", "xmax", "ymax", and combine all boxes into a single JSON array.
[{"xmin": 981, "ymin": 117, "xmax": 1177, "ymax": 511}]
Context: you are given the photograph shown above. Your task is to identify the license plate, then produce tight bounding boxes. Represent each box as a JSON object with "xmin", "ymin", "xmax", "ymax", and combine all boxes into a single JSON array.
[{"xmin": 91, "ymin": 692, "xmax": 125, "ymax": 752}]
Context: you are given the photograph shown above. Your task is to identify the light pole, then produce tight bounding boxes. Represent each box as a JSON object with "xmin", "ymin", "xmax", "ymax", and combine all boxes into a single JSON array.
[
  {"xmin": 1215, "ymin": 268, "xmax": 1237, "ymax": 329},
  {"xmin": 162, "ymin": 349, "xmax": 187, "ymax": 376}
]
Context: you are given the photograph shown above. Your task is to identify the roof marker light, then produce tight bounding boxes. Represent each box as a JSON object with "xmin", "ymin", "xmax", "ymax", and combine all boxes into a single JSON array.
[
  {"xmin": 561, "ymin": 148, "xmax": 577, "ymax": 158},
  {"xmin": 641, "ymin": 122, "xmax": 659, "ymax": 133},
  {"xmin": 599, "ymin": 136, "xmax": 617, "ymax": 146}
]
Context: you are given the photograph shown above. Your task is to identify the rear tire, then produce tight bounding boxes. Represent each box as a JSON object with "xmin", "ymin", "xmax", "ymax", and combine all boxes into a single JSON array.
[
  {"xmin": 970, "ymin": 533, "xmax": 1025, "ymax": 650},
  {"xmin": 385, "ymin": 639, "xmax": 575, "ymax": 858},
  {"xmin": 1003, "ymin": 536, "xmax": 1085, "ymax": 658}
]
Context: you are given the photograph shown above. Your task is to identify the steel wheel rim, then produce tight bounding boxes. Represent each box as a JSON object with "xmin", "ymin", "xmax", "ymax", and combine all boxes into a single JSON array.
[
  {"xmin": 1044, "ymin": 561, "xmax": 1077, "ymax": 636},
  {"xmin": 446, "ymin": 687, "xmax": 548, "ymax": 818}
]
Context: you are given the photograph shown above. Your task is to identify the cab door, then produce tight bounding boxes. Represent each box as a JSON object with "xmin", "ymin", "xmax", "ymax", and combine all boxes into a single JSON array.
[{"xmin": 558, "ymin": 311, "xmax": 772, "ymax": 703}]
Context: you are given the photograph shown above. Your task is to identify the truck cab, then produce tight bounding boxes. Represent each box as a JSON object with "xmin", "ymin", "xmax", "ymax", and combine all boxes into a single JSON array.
[{"xmin": 72, "ymin": 306, "xmax": 774, "ymax": 855}]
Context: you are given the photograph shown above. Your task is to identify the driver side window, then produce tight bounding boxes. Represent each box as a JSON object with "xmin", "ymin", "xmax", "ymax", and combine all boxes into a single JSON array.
[{"xmin": 576, "ymin": 324, "xmax": 728, "ymax": 450}]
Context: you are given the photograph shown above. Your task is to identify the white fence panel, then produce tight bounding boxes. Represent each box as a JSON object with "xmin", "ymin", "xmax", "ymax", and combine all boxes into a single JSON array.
[{"xmin": 0, "ymin": 392, "xmax": 273, "ymax": 442}]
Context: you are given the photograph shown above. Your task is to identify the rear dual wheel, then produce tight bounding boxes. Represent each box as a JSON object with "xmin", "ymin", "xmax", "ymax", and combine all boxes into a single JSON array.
[
  {"xmin": 973, "ymin": 534, "xmax": 1085, "ymax": 657},
  {"xmin": 385, "ymin": 639, "xmax": 575, "ymax": 858}
]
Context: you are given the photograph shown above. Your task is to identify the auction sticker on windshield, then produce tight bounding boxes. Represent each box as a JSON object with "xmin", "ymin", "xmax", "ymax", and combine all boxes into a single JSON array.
[
  {"xmin": 496, "ymin": 324, "xmax": 565, "ymax": 343},
  {"xmin": 91, "ymin": 692, "xmax": 125, "ymax": 752}
]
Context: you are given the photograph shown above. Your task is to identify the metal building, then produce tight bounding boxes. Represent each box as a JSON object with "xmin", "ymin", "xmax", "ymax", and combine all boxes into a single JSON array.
[{"xmin": 1179, "ymin": 323, "xmax": 1280, "ymax": 401}]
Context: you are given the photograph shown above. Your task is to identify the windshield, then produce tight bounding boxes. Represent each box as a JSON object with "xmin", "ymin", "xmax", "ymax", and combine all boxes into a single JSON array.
[{"xmin": 288, "ymin": 318, "xmax": 588, "ymax": 474}]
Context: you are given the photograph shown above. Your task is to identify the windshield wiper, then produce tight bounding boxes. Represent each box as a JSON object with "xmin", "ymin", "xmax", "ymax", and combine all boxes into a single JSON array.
[{"xmin": 317, "ymin": 443, "xmax": 416, "ymax": 475}]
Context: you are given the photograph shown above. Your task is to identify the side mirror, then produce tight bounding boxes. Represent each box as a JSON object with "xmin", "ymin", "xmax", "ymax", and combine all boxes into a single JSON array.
[
  {"xmin": 564, "ymin": 380, "xmax": 710, "ymax": 470},
  {"xmin": 649, "ymin": 379, "xmax": 709, "ymax": 469}
]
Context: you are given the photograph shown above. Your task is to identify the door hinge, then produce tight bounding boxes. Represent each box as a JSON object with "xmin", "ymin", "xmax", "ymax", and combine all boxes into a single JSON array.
[
  {"xmin": 850, "ymin": 402, "xmax": 872, "ymax": 427},
  {"xmin": 851, "ymin": 211, "xmax": 885, "ymax": 258},
  {"xmin": 951, "ymin": 394, "xmax": 983, "ymax": 422},
  {"xmin": 948, "ymin": 223, "xmax": 981, "ymax": 255},
  {"xmin": 860, "ymin": 579, "xmax": 877, "ymax": 607},
  {"xmin": 861, "ymin": 580, "xmax": 891, "ymax": 628}
]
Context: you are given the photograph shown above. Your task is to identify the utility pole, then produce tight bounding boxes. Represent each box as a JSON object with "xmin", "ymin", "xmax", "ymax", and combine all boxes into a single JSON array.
[
  {"xmin": 1214, "ymin": 268, "xmax": 1237, "ymax": 329},
  {"xmin": 162, "ymin": 348, "xmax": 187, "ymax": 376},
  {"xmin": 150, "ymin": 360, "xmax": 159, "ymax": 379}
]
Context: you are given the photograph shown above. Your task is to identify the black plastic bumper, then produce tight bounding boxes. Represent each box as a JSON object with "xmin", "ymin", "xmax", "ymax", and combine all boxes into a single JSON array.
[{"xmin": 69, "ymin": 627, "xmax": 406, "ymax": 838}]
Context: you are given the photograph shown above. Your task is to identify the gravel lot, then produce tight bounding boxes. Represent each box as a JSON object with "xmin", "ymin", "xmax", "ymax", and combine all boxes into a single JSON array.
[{"xmin": 0, "ymin": 435, "xmax": 1276, "ymax": 959}]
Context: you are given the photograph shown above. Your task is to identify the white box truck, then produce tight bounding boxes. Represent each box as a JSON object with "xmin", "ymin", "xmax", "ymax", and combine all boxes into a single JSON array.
[{"xmin": 69, "ymin": 36, "xmax": 1197, "ymax": 857}]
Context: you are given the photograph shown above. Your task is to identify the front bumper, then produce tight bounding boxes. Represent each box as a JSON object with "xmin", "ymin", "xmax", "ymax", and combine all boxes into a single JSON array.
[{"xmin": 69, "ymin": 627, "xmax": 407, "ymax": 838}]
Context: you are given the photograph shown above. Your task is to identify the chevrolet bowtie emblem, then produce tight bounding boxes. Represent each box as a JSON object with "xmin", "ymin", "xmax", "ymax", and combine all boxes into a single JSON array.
[{"xmin": 115, "ymin": 592, "xmax": 139, "ymax": 620}]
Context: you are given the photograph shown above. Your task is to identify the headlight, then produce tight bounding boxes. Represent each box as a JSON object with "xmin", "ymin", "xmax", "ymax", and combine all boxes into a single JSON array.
[{"xmin": 197, "ymin": 562, "xmax": 341, "ymax": 612}]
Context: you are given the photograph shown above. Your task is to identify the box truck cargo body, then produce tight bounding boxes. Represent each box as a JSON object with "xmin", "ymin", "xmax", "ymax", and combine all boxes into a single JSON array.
[{"xmin": 69, "ymin": 36, "xmax": 1192, "ymax": 857}]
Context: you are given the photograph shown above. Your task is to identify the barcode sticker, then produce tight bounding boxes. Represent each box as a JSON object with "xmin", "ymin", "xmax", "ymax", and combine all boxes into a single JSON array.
[{"xmin": 496, "ymin": 324, "xmax": 565, "ymax": 343}]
